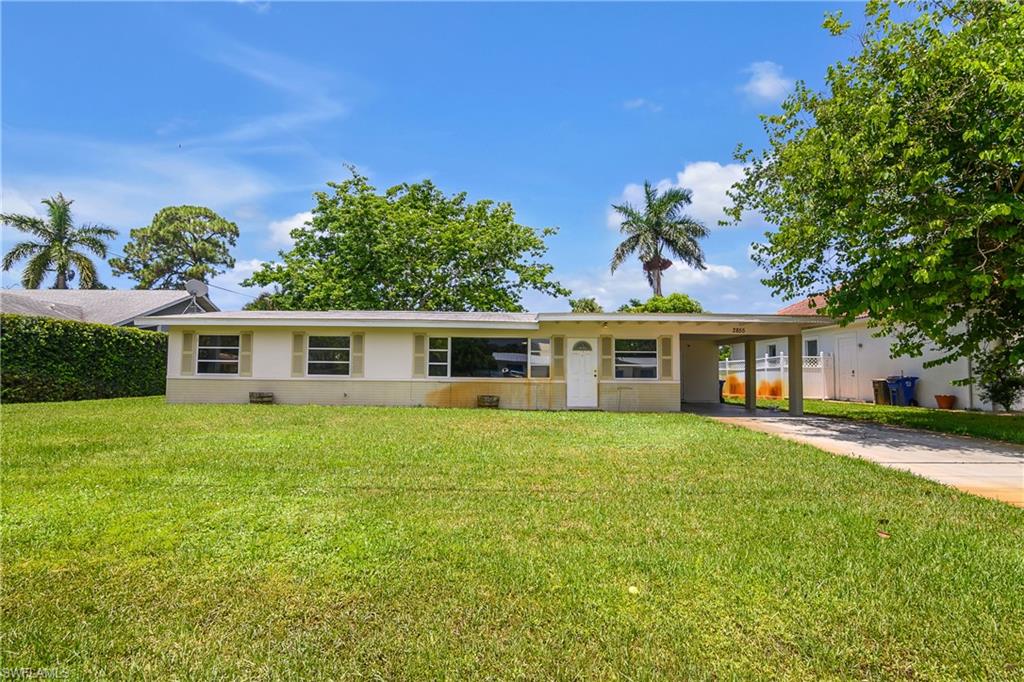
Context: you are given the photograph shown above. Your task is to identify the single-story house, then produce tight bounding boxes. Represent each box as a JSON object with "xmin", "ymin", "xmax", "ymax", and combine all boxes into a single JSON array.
[
  {"xmin": 726, "ymin": 297, "xmax": 1017, "ymax": 411},
  {"xmin": 0, "ymin": 288, "xmax": 218, "ymax": 330},
  {"xmin": 137, "ymin": 310, "xmax": 831, "ymax": 414}
]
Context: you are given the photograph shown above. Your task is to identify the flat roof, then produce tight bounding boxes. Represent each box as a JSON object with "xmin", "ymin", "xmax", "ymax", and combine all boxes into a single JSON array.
[{"xmin": 136, "ymin": 309, "xmax": 833, "ymax": 332}]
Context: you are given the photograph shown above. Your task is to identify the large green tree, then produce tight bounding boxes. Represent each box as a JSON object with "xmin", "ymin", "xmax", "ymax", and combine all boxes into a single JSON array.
[
  {"xmin": 610, "ymin": 182, "xmax": 708, "ymax": 297},
  {"xmin": 727, "ymin": 0, "xmax": 1024, "ymax": 376},
  {"xmin": 1, "ymin": 193, "xmax": 117, "ymax": 289},
  {"xmin": 617, "ymin": 293, "xmax": 704, "ymax": 313},
  {"xmin": 244, "ymin": 171, "xmax": 569, "ymax": 311},
  {"xmin": 569, "ymin": 297, "xmax": 604, "ymax": 313},
  {"xmin": 110, "ymin": 206, "xmax": 239, "ymax": 289}
]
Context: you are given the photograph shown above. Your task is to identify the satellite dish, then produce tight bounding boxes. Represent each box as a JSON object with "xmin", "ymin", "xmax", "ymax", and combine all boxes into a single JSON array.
[{"xmin": 185, "ymin": 279, "xmax": 209, "ymax": 298}]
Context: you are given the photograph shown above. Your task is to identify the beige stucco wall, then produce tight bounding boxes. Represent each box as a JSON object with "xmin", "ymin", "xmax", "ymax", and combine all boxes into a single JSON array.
[
  {"xmin": 680, "ymin": 339, "xmax": 720, "ymax": 403},
  {"xmin": 165, "ymin": 378, "xmax": 688, "ymax": 412},
  {"xmin": 598, "ymin": 382, "xmax": 680, "ymax": 412},
  {"xmin": 166, "ymin": 378, "xmax": 569, "ymax": 409},
  {"xmin": 164, "ymin": 322, "xmax": 700, "ymax": 412}
]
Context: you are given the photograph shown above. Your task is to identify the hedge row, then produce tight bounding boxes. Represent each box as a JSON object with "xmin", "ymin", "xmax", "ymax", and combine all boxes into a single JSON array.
[{"xmin": 0, "ymin": 314, "xmax": 167, "ymax": 403}]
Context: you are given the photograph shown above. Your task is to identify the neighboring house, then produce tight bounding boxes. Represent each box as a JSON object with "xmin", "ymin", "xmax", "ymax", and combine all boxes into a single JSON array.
[
  {"xmin": 727, "ymin": 297, "xmax": 1011, "ymax": 411},
  {"xmin": 0, "ymin": 289, "xmax": 218, "ymax": 330},
  {"xmin": 137, "ymin": 310, "xmax": 830, "ymax": 413}
]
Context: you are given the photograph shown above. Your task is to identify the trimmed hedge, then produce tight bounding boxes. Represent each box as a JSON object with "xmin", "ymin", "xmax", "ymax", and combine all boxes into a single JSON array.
[{"xmin": 1, "ymin": 314, "xmax": 167, "ymax": 403}]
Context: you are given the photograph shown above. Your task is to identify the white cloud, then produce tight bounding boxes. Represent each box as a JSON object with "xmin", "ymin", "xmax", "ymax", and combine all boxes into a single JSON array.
[
  {"xmin": 3, "ymin": 132, "xmax": 273, "ymax": 230},
  {"xmin": 739, "ymin": 61, "xmax": 794, "ymax": 103},
  {"xmin": 623, "ymin": 98, "xmax": 663, "ymax": 113},
  {"xmin": 560, "ymin": 261, "xmax": 739, "ymax": 310},
  {"xmin": 1, "ymin": 188, "xmax": 42, "ymax": 218},
  {"xmin": 192, "ymin": 39, "xmax": 347, "ymax": 145},
  {"xmin": 235, "ymin": 0, "xmax": 271, "ymax": 13},
  {"xmin": 606, "ymin": 161, "xmax": 750, "ymax": 230},
  {"xmin": 208, "ymin": 258, "xmax": 269, "ymax": 311},
  {"xmin": 268, "ymin": 211, "xmax": 311, "ymax": 247},
  {"xmin": 674, "ymin": 162, "xmax": 748, "ymax": 225}
]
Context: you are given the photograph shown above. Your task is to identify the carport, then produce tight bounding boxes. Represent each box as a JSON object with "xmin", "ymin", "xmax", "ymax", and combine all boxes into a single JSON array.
[
  {"xmin": 541, "ymin": 312, "xmax": 834, "ymax": 415},
  {"xmin": 666, "ymin": 313, "xmax": 834, "ymax": 416}
]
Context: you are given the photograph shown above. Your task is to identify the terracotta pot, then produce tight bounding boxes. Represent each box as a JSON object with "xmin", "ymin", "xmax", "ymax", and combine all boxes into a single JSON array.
[{"xmin": 934, "ymin": 394, "xmax": 957, "ymax": 410}]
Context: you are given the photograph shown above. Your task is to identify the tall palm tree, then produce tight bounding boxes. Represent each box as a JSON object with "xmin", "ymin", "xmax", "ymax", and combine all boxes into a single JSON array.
[
  {"xmin": 1, "ymin": 194, "xmax": 117, "ymax": 289},
  {"xmin": 609, "ymin": 181, "xmax": 709, "ymax": 296}
]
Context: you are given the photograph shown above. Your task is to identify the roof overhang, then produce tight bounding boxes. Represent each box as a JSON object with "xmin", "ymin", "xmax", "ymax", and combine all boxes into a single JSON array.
[
  {"xmin": 536, "ymin": 312, "xmax": 830, "ymax": 326},
  {"xmin": 134, "ymin": 315, "xmax": 540, "ymax": 330},
  {"xmin": 134, "ymin": 311, "xmax": 833, "ymax": 335}
]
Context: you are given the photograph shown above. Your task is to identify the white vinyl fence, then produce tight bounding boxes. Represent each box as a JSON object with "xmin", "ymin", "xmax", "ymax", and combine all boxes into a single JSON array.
[{"xmin": 719, "ymin": 353, "xmax": 835, "ymax": 400}]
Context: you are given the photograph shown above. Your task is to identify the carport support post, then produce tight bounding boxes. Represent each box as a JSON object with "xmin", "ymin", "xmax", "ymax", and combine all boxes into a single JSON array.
[
  {"xmin": 744, "ymin": 340, "xmax": 757, "ymax": 412},
  {"xmin": 788, "ymin": 334, "xmax": 804, "ymax": 416}
]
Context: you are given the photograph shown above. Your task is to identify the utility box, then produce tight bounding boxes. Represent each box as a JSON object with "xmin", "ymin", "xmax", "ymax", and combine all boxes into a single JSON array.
[{"xmin": 872, "ymin": 379, "xmax": 891, "ymax": 405}]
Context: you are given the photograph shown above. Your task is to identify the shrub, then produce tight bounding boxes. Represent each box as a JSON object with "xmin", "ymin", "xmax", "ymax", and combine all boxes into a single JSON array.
[
  {"xmin": 0, "ymin": 314, "xmax": 167, "ymax": 403},
  {"xmin": 974, "ymin": 346, "xmax": 1024, "ymax": 412}
]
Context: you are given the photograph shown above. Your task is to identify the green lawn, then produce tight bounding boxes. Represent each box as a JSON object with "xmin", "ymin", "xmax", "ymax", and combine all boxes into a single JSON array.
[
  {"xmin": 724, "ymin": 396, "xmax": 1024, "ymax": 445},
  {"xmin": 2, "ymin": 398, "xmax": 1022, "ymax": 679}
]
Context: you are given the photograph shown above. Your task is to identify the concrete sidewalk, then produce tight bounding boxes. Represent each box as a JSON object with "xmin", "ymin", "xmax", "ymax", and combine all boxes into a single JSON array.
[{"xmin": 701, "ymin": 407, "xmax": 1024, "ymax": 507}]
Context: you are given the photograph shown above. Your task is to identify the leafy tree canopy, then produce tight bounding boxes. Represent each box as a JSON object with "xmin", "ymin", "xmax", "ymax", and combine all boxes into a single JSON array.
[
  {"xmin": 727, "ymin": 0, "xmax": 1024, "ymax": 376},
  {"xmin": 110, "ymin": 205, "xmax": 238, "ymax": 289},
  {"xmin": 1, "ymin": 193, "xmax": 116, "ymax": 289},
  {"xmin": 617, "ymin": 293, "xmax": 704, "ymax": 313},
  {"xmin": 243, "ymin": 291, "xmax": 280, "ymax": 311},
  {"xmin": 569, "ymin": 297, "xmax": 604, "ymax": 313},
  {"xmin": 244, "ymin": 170, "xmax": 569, "ymax": 311}
]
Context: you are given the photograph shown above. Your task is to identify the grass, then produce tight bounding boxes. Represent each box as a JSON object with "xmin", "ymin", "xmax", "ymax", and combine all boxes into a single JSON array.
[
  {"xmin": 2, "ymin": 397, "xmax": 1022, "ymax": 679},
  {"xmin": 724, "ymin": 396, "xmax": 1024, "ymax": 445}
]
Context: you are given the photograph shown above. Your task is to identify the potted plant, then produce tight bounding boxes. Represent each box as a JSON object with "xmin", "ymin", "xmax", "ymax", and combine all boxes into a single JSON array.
[{"xmin": 934, "ymin": 394, "xmax": 957, "ymax": 410}]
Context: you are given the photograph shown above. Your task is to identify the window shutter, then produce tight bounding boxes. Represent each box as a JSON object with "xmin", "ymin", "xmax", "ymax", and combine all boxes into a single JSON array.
[
  {"xmin": 659, "ymin": 335, "xmax": 672, "ymax": 380},
  {"xmin": 291, "ymin": 332, "xmax": 306, "ymax": 377},
  {"xmin": 413, "ymin": 334, "xmax": 426, "ymax": 378},
  {"xmin": 180, "ymin": 331, "xmax": 195, "ymax": 376},
  {"xmin": 600, "ymin": 336, "xmax": 613, "ymax": 379},
  {"xmin": 551, "ymin": 336, "xmax": 565, "ymax": 379},
  {"xmin": 239, "ymin": 332, "xmax": 253, "ymax": 377},
  {"xmin": 350, "ymin": 332, "xmax": 365, "ymax": 377}
]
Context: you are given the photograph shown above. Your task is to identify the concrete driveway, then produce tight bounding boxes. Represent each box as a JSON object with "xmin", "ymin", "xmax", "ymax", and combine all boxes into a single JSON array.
[{"xmin": 687, "ymin": 405, "xmax": 1024, "ymax": 507}]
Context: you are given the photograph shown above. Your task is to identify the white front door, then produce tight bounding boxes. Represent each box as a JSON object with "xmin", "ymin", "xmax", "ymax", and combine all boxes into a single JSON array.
[
  {"xmin": 836, "ymin": 335, "xmax": 858, "ymax": 400},
  {"xmin": 566, "ymin": 338, "xmax": 599, "ymax": 408}
]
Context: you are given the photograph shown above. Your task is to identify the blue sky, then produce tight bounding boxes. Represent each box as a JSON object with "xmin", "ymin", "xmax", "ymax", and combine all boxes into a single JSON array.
[{"xmin": 2, "ymin": 1, "xmax": 864, "ymax": 311}]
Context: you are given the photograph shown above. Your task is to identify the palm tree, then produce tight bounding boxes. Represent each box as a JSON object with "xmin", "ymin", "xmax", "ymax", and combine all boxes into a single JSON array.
[
  {"xmin": 1, "ymin": 194, "xmax": 117, "ymax": 289},
  {"xmin": 609, "ymin": 181, "xmax": 709, "ymax": 296}
]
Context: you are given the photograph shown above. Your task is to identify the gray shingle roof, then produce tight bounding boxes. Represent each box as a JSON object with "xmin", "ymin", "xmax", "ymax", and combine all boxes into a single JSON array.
[
  {"xmin": 0, "ymin": 289, "xmax": 217, "ymax": 326},
  {"xmin": 0, "ymin": 293, "xmax": 85, "ymax": 321}
]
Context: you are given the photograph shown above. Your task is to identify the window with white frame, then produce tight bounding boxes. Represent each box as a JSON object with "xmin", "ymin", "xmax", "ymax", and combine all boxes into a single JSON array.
[
  {"xmin": 428, "ymin": 337, "xmax": 450, "ymax": 377},
  {"xmin": 530, "ymin": 338, "xmax": 551, "ymax": 378},
  {"xmin": 307, "ymin": 335, "xmax": 350, "ymax": 375},
  {"xmin": 614, "ymin": 339, "xmax": 658, "ymax": 379},
  {"xmin": 805, "ymin": 339, "xmax": 819, "ymax": 357},
  {"xmin": 197, "ymin": 335, "xmax": 240, "ymax": 374},
  {"xmin": 767, "ymin": 343, "xmax": 778, "ymax": 357}
]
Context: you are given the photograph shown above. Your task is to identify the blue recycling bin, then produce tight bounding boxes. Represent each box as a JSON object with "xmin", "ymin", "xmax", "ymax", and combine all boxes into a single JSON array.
[{"xmin": 885, "ymin": 376, "xmax": 919, "ymax": 406}]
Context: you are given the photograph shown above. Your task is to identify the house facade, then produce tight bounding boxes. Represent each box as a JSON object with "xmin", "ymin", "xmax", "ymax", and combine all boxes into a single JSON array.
[
  {"xmin": 727, "ymin": 298, "xmax": 1015, "ymax": 411},
  {"xmin": 139, "ymin": 310, "xmax": 831, "ymax": 413}
]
